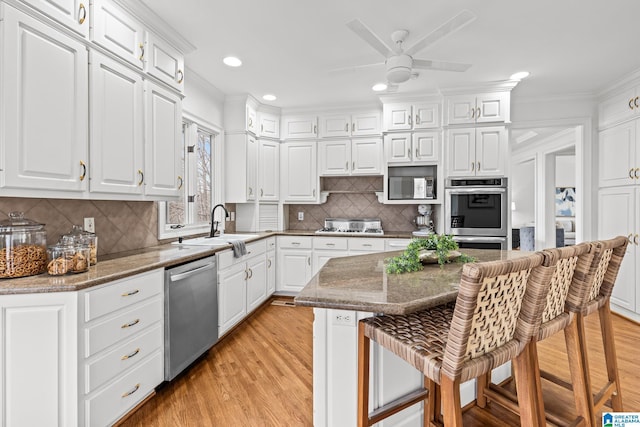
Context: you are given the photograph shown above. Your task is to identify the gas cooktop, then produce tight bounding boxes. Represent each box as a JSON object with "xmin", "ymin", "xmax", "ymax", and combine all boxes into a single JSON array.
[{"xmin": 315, "ymin": 218, "xmax": 383, "ymax": 235}]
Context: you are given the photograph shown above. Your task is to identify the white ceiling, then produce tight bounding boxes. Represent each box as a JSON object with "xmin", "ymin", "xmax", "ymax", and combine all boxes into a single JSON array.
[{"xmin": 141, "ymin": 0, "xmax": 640, "ymax": 110}]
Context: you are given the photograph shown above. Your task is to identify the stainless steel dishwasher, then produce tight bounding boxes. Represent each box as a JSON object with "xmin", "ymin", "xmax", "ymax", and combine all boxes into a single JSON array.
[{"xmin": 164, "ymin": 255, "xmax": 218, "ymax": 381}]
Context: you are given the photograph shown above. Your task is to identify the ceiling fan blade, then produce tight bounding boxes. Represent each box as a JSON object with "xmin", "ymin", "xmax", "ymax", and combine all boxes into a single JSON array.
[
  {"xmin": 412, "ymin": 59, "xmax": 472, "ymax": 72},
  {"xmin": 404, "ymin": 10, "xmax": 476, "ymax": 57},
  {"xmin": 328, "ymin": 61, "xmax": 385, "ymax": 74},
  {"xmin": 346, "ymin": 18, "xmax": 393, "ymax": 58}
]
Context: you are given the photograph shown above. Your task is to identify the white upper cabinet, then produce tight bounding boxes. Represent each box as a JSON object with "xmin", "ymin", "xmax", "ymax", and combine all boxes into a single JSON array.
[
  {"xmin": 258, "ymin": 139, "xmax": 279, "ymax": 201},
  {"xmin": 384, "ymin": 132, "xmax": 440, "ymax": 164},
  {"xmin": 92, "ymin": 0, "xmax": 145, "ymax": 69},
  {"xmin": 599, "ymin": 120, "xmax": 639, "ymax": 188},
  {"xmin": 319, "ymin": 111, "xmax": 381, "ymax": 138},
  {"xmin": 246, "ymin": 104, "xmax": 258, "ymax": 134},
  {"xmin": 225, "ymin": 134, "xmax": 258, "ymax": 203},
  {"xmin": 258, "ymin": 112, "xmax": 280, "ymax": 139},
  {"xmin": 319, "ymin": 139, "xmax": 383, "ymax": 176},
  {"xmin": 383, "ymin": 102, "xmax": 440, "ymax": 131},
  {"xmin": 280, "ymin": 141, "xmax": 318, "ymax": 202},
  {"xmin": 599, "ymin": 86, "xmax": 640, "ymax": 129},
  {"xmin": 1, "ymin": 6, "xmax": 89, "ymax": 192},
  {"xmin": 144, "ymin": 81, "xmax": 182, "ymax": 198},
  {"xmin": 21, "ymin": 0, "xmax": 89, "ymax": 37},
  {"xmin": 89, "ymin": 51, "xmax": 145, "ymax": 195},
  {"xmin": 282, "ymin": 115, "xmax": 317, "ymax": 139},
  {"xmin": 445, "ymin": 92, "xmax": 509, "ymax": 125},
  {"xmin": 145, "ymin": 31, "xmax": 184, "ymax": 92},
  {"xmin": 446, "ymin": 126, "xmax": 506, "ymax": 177}
]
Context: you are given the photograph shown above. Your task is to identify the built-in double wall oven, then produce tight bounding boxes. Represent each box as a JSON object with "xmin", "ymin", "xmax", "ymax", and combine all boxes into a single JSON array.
[{"xmin": 444, "ymin": 178, "xmax": 508, "ymax": 250}]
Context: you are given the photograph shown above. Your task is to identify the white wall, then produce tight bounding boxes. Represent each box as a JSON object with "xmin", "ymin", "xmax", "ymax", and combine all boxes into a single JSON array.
[
  {"xmin": 182, "ymin": 67, "xmax": 225, "ymax": 127},
  {"xmin": 555, "ymin": 155, "xmax": 576, "ymax": 188},
  {"xmin": 511, "ymin": 159, "xmax": 535, "ymax": 227}
]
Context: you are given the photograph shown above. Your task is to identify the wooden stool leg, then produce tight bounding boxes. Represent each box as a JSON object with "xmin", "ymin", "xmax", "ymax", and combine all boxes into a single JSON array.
[
  {"xmin": 599, "ymin": 304, "xmax": 623, "ymax": 411},
  {"xmin": 424, "ymin": 377, "xmax": 437, "ymax": 427},
  {"xmin": 529, "ymin": 340, "xmax": 546, "ymax": 426},
  {"xmin": 476, "ymin": 372, "xmax": 490, "ymax": 408},
  {"xmin": 357, "ymin": 322, "xmax": 371, "ymax": 427},
  {"xmin": 566, "ymin": 316, "xmax": 595, "ymax": 427},
  {"xmin": 513, "ymin": 343, "xmax": 542, "ymax": 427},
  {"xmin": 440, "ymin": 376, "xmax": 463, "ymax": 427}
]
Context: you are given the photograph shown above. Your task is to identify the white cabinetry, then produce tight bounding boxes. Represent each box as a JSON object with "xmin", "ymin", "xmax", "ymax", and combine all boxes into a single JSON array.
[
  {"xmin": 266, "ymin": 238, "xmax": 276, "ymax": 295},
  {"xmin": 445, "ymin": 92, "xmax": 509, "ymax": 125},
  {"xmin": 1, "ymin": 5, "xmax": 88, "ymax": 192},
  {"xmin": 226, "ymin": 134, "xmax": 258, "ymax": 203},
  {"xmin": 319, "ymin": 111, "xmax": 381, "ymax": 137},
  {"xmin": 446, "ymin": 126, "xmax": 507, "ymax": 177},
  {"xmin": 21, "ymin": 0, "xmax": 89, "ymax": 37},
  {"xmin": 258, "ymin": 139, "xmax": 279, "ymax": 201},
  {"xmin": 318, "ymin": 139, "xmax": 382, "ymax": 176},
  {"xmin": 599, "ymin": 86, "xmax": 640, "ymax": 129},
  {"xmin": 383, "ymin": 102, "xmax": 440, "ymax": 131},
  {"xmin": 144, "ymin": 81, "xmax": 182, "ymax": 197},
  {"xmin": 89, "ymin": 51, "xmax": 145, "ymax": 195},
  {"xmin": 384, "ymin": 131, "xmax": 440, "ymax": 164},
  {"xmin": 282, "ymin": 115, "xmax": 317, "ymax": 139},
  {"xmin": 599, "ymin": 120, "xmax": 640, "ymax": 188},
  {"xmin": 312, "ymin": 237, "xmax": 349, "ymax": 276},
  {"xmin": 246, "ymin": 104, "xmax": 257, "ymax": 134},
  {"xmin": 92, "ymin": 0, "xmax": 145, "ymax": 69},
  {"xmin": 217, "ymin": 240, "xmax": 268, "ymax": 336},
  {"xmin": 80, "ymin": 269, "xmax": 164, "ymax": 427},
  {"xmin": 145, "ymin": 31, "xmax": 184, "ymax": 92},
  {"xmin": 277, "ymin": 236, "xmax": 312, "ymax": 293},
  {"xmin": 0, "ymin": 291, "xmax": 78, "ymax": 427},
  {"xmin": 280, "ymin": 141, "xmax": 318, "ymax": 202},
  {"xmin": 258, "ymin": 112, "xmax": 280, "ymax": 138}
]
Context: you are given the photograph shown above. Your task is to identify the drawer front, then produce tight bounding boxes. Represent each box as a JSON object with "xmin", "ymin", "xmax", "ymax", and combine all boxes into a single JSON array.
[
  {"xmin": 265, "ymin": 237, "xmax": 276, "ymax": 251},
  {"xmin": 278, "ymin": 235, "xmax": 313, "ymax": 249},
  {"xmin": 385, "ymin": 239, "xmax": 412, "ymax": 251},
  {"xmin": 85, "ymin": 296, "xmax": 163, "ymax": 358},
  {"xmin": 85, "ymin": 323, "xmax": 163, "ymax": 394},
  {"xmin": 348, "ymin": 238, "xmax": 385, "ymax": 252},
  {"xmin": 313, "ymin": 237, "xmax": 348, "ymax": 251},
  {"xmin": 85, "ymin": 269, "xmax": 163, "ymax": 322},
  {"xmin": 218, "ymin": 239, "xmax": 267, "ymax": 269},
  {"xmin": 85, "ymin": 350, "xmax": 163, "ymax": 427}
]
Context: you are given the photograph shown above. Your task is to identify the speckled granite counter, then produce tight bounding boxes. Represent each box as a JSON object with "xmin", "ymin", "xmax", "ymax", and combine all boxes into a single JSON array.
[{"xmin": 294, "ymin": 248, "xmax": 530, "ymax": 315}]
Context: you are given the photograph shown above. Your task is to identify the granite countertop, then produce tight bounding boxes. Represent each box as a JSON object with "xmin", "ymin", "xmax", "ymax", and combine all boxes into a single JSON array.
[
  {"xmin": 294, "ymin": 248, "xmax": 530, "ymax": 315},
  {"xmin": 0, "ymin": 230, "xmax": 416, "ymax": 295}
]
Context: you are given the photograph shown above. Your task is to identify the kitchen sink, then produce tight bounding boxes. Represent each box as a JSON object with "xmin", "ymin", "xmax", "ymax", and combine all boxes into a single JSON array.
[
  {"xmin": 173, "ymin": 234, "xmax": 259, "ymax": 247},
  {"xmin": 216, "ymin": 233, "xmax": 259, "ymax": 241}
]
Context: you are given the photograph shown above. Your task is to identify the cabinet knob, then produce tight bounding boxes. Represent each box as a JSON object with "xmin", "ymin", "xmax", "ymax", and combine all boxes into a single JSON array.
[{"xmin": 78, "ymin": 3, "xmax": 87, "ymax": 24}]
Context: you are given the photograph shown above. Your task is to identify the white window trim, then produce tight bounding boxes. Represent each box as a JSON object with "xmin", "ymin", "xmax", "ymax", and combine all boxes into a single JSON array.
[{"xmin": 157, "ymin": 111, "xmax": 224, "ymax": 240}]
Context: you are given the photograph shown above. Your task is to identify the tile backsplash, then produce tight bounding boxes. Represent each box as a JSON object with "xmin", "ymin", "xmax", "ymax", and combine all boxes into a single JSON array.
[{"xmin": 287, "ymin": 176, "xmax": 421, "ymax": 232}]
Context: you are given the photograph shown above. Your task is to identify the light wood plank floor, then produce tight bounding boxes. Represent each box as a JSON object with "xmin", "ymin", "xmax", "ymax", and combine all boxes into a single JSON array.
[{"xmin": 121, "ymin": 299, "xmax": 639, "ymax": 427}]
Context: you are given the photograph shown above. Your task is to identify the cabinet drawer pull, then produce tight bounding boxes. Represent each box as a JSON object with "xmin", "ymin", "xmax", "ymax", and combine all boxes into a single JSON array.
[
  {"xmin": 352, "ymin": 123, "xmax": 355, "ymax": 132},
  {"xmin": 415, "ymin": 114, "xmax": 420, "ymax": 125},
  {"xmin": 267, "ymin": 259, "xmax": 272, "ymax": 268},
  {"xmin": 346, "ymin": 161, "xmax": 349, "ymax": 170},
  {"xmin": 291, "ymin": 242, "xmax": 301, "ymax": 245},
  {"xmin": 138, "ymin": 169, "xmax": 144, "ymax": 186},
  {"xmin": 260, "ymin": 188, "xmax": 264, "ymax": 197},
  {"xmin": 630, "ymin": 168, "xmax": 635, "ymax": 180},
  {"xmin": 471, "ymin": 107, "xmax": 476, "ymax": 119},
  {"xmin": 121, "ymin": 289, "xmax": 140, "ymax": 297},
  {"xmin": 78, "ymin": 3, "xmax": 86, "ymax": 24},
  {"xmin": 628, "ymin": 233, "xmax": 634, "ymax": 244},
  {"xmin": 244, "ymin": 269, "xmax": 249, "ymax": 280},
  {"xmin": 345, "ymin": 123, "xmax": 349, "ymax": 132},
  {"xmin": 122, "ymin": 383, "xmax": 140, "ymax": 398},
  {"xmin": 121, "ymin": 348, "xmax": 140, "ymax": 360},
  {"xmin": 313, "ymin": 189, "xmax": 316, "ymax": 197},
  {"xmin": 635, "ymin": 168, "xmax": 639, "ymax": 179},
  {"xmin": 408, "ymin": 115, "xmax": 412, "ymax": 126},
  {"xmin": 635, "ymin": 97, "xmax": 639, "ymax": 108},
  {"xmin": 177, "ymin": 175, "xmax": 183, "ymax": 189},
  {"xmin": 307, "ymin": 257, "xmax": 311, "ymax": 266},
  {"xmin": 177, "ymin": 69, "xmax": 184, "ymax": 84},
  {"xmin": 79, "ymin": 160, "xmax": 87, "ymax": 181},
  {"xmin": 635, "ymin": 234, "xmax": 639, "ymax": 246},
  {"xmin": 139, "ymin": 43, "xmax": 144, "ymax": 61},
  {"xmin": 313, "ymin": 125, "xmax": 317, "ymax": 134},
  {"xmin": 416, "ymin": 148, "xmax": 419, "ymax": 159},
  {"xmin": 326, "ymin": 243, "xmax": 335, "ymax": 246},
  {"xmin": 471, "ymin": 162, "xmax": 475, "ymax": 171},
  {"xmin": 121, "ymin": 319, "xmax": 140, "ymax": 329},
  {"xmin": 248, "ymin": 117, "xmax": 253, "ymax": 128},
  {"xmin": 477, "ymin": 161, "xmax": 480, "ymax": 171},
  {"xmin": 352, "ymin": 161, "xmax": 355, "ymax": 170},
  {"xmin": 476, "ymin": 107, "xmax": 481, "ymax": 119},
  {"xmin": 408, "ymin": 148, "xmax": 411, "ymax": 159},
  {"xmin": 362, "ymin": 244, "xmax": 372, "ymax": 247},
  {"xmin": 248, "ymin": 187, "xmax": 253, "ymax": 196},
  {"xmin": 631, "ymin": 98, "xmax": 636, "ymax": 110}
]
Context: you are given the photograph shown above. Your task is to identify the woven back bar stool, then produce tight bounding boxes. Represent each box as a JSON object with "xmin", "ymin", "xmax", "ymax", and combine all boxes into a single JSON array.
[
  {"xmin": 357, "ymin": 252, "xmax": 555, "ymax": 427},
  {"xmin": 475, "ymin": 242, "xmax": 595, "ymax": 426},
  {"xmin": 560, "ymin": 235, "xmax": 629, "ymax": 426}
]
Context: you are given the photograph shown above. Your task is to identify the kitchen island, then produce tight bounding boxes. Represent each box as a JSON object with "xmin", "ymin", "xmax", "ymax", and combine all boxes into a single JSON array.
[{"xmin": 294, "ymin": 248, "xmax": 527, "ymax": 427}]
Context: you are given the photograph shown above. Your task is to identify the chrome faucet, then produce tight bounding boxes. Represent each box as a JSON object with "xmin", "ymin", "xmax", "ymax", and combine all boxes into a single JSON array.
[{"xmin": 210, "ymin": 204, "xmax": 230, "ymax": 237}]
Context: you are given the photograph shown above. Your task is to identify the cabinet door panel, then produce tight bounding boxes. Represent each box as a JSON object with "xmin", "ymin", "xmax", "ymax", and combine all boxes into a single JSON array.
[
  {"xmin": 247, "ymin": 257, "xmax": 267, "ymax": 313},
  {"xmin": 277, "ymin": 251, "xmax": 311, "ymax": 292},
  {"xmin": 146, "ymin": 32, "xmax": 184, "ymax": 92},
  {"xmin": 384, "ymin": 133, "xmax": 412, "ymax": 163},
  {"xmin": 283, "ymin": 116, "xmax": 316, "ymax": 139},
  {"xmin": 90, "ymin": 52, "xmax": 144, "ymax": 194},
  {"xmin": 446, "ymin": 129, "xmax": 475, "ymax": 177},
  {"xmin": 413, "ymin": 103, "xmax": 440, "ymax": 129},
  {"xmin": 320, "ymin": 115, "xmax": 350, "ymax": 138},
  {"xmin": 476, "ymin": 93, "xmax": 508, "ymax": 123},
  {"xmin": 281, "ymin": 142, "xmax": 317, "ymax": 202},
  {"xmin": 351, "ymin": 139, "xmax": 382, "ymax": 175},
  {"xmin": 259, "ymin": 113, "xmax": 280, "ymax": 138},
  {"xmin": 144, "ymin": 82, "xmax": 182, "ymax": 197},
  {"xmin": 599, "ymin": 122, "xmax": 637, "ymax": 188},
  {"xmin": 383, "ymin": 104, "xmax": 412, "ymax": 131},
  {"xmin": 413, "ymin": 132, "xmax": 439, "ymax": 162},
  {"xmin": 2, "ymin": 7, "xmax": 88, "ymax": 191},
  {"xmin": 319, "ymin": 140, "xmax": 350, "ymax": 175},
  {"xmin": 475, "ymin": 126, "xmax": 506, "ymax": 177},
  {"xmin": 218, "ymin": 264, "xmax": 247, "ymax": 335},
  {"xmin": 266, "ymin": 251, "xmax": 276, "ymax": 296},
  {"xmin": 599, "ymin": 89, "xmax": 638, "ymax": 128},
  {"xmin": 92, "ymin": 0, "xmax": 145, "ymax": 68},
  {"xmin": 21, "ymin": 0, "xmax": 89, "ymax": 37},
  {"xmin": 351, "ymin": 112, "xmax": 381, "ymax": 136},
  {"xmin": 259, "ymin": 140, "xmax": 279, "ymax": 200},
  {"xmin": 446, "ymin": 97, "xmax": 475, "ymax": 125}
]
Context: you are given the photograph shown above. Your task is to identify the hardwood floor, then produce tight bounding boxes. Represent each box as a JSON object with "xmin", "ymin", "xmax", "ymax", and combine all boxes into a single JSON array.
[{"xmin": 121, "ymin": 299, "xmax": 639, "ymax": 427}]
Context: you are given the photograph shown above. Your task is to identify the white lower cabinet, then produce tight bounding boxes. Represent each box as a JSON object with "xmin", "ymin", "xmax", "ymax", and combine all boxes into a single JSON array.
[
  {"xmin": 217, "ymin": 240, "xmax": 269, "ymax": 337},
  {"xmin": 79, "ymin": 269, "xmax": 164, "ymax": 427},
  {"xmin": 312, "ymin": 236, "xmax": 349, "ymax": 276},
  {"xmin": 0, "ymin": 291, "xmax": 78, "ymax": 427},
  {"xmin": 266, "ymin": 238, "xmax": 276, "ymax": 295},
  {"xmin": 277, "ymin": 236, "xmax": 313, "ymax": 293}
]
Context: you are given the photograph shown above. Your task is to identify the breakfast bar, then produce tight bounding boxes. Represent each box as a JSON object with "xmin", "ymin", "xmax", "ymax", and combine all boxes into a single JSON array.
[{"xmin": 294, "ymin": 248, "xmax": 528, "ymax": 426}]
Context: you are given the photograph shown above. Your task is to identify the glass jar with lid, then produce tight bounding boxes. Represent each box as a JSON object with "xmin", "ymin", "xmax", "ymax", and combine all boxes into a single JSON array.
[
  {"xmin": 46, "ymin": 244, "xmax": 74, "ymax": 276},
  {"xmin": 65, "ymin": 224, "xmax": 98, "ymax": 265},
  {"xmin": 0, "ymin": 212, "xmax": 48, "ymax": 278},
  {"xmin": 56, "ymin": 235, "xmax": 90, "ymax": 274}
]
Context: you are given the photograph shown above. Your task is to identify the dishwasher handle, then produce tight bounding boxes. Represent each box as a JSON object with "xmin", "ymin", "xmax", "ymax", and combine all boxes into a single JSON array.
[{"xmin": 169, "ymin": 262, "xmax": 216, "ymax": 282}]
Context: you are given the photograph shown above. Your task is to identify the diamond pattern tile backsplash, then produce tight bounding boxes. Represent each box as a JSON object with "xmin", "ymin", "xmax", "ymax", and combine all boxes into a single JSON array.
[{"xmin": 287, "ymin": 176, "xmax": 420, "ymax": 232}]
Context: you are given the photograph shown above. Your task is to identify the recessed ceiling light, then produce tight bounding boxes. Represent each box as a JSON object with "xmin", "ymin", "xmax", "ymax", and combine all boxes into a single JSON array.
[
  {"xmin": 510, "ymin": 71, "xmax": 530, "ymax": 81},
  {"xmin": 372, "ymin": 83, "xmax": 387, "ymax": 92},
  {"xmin": 263, "ymin": 94, "xmax": 277, "ymax": 101},
  {"xmin": 223, "ymin": 56, "xmax": 242, "ymax": 67}
]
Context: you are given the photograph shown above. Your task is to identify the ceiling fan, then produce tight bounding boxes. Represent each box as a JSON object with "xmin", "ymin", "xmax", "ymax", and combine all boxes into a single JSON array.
[{"xmin": 346, "ymin": 10, "xmax": 476, "ymax": 87}]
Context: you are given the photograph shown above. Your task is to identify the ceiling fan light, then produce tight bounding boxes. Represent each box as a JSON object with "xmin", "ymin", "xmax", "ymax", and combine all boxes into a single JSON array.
[
  {"xmin": 385, "ymin": 54, "xmax": 413, "ymax": 84},
  {"xmin": 372, "ymin": 83, "xmax": 387, "ymax": 91}
]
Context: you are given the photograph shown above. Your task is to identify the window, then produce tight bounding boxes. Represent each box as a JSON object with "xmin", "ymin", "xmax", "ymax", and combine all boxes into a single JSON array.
[{"xmin": 158, "ymin": 114, "xmax": 222, "ymax": 239}]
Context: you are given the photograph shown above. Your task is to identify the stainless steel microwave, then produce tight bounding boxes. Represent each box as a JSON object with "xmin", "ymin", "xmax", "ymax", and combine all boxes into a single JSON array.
[{"xmin": 388, "ymin": 176, "xmax": 435, "ymax": 200}]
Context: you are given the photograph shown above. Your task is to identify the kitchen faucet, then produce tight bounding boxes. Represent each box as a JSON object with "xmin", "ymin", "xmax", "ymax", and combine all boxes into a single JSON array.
[{"xmin": 210, "ymin": 204, "xmax": 230, "ymax": 237}]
